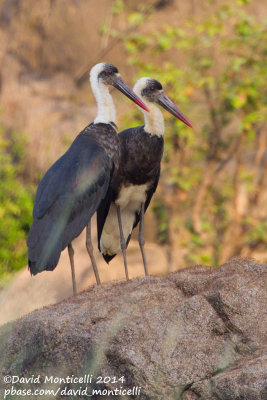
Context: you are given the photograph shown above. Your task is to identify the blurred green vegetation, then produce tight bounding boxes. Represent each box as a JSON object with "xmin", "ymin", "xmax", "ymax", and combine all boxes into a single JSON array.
[
  {"xmin": 117, "ymin": 0, "xmax": 267, "ymax": 265},
  {"xmin": 0, "ymin": 124, "xmax": 34, "ymax": 284}
]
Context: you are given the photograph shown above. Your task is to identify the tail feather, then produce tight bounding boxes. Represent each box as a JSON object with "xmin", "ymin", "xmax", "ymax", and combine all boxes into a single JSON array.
[
  {"xmin": 102, "ymin": 233, "xmax": 132, "ymax": 264},
  {"xmin": 27, "ymin": 215, "xmax": 62, "ymax": 275},
  {"xmin": 28, "ymin": 259, "xmax": 58, "ymax": 275},
  {"xmin": 103, "ymin": 253, "xmax": 115, "ymax": 264},
  {"xmin": 27, "ymin": 205, "xmax": 93, "ymax": 275}
]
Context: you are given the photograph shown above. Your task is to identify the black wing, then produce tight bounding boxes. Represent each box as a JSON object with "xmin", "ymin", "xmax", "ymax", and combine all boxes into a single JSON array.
[
  {"xmin": 96, "ymin": 184, "xmax": 114, "ymax": 252},
  {"xmin": 97, "ymin": 126, "xmax": 163, "ymax": 263},
  {"xmin": 27, "ymin": 132, "xmax": 112, "ymax": 275}
]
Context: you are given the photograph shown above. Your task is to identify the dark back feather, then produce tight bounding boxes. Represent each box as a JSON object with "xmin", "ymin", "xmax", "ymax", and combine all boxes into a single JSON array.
[
  {"xmin": 97, "ymin": 126, "xmax": 163, "ymax": 259},
  {"xmin": 28, "ymin": 123, "xmax": 118, "ymax": 274}
]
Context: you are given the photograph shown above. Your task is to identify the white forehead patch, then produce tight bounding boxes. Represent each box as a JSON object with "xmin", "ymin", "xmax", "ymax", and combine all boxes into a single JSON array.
[
  {"xmin": 89, "ymin": 63, "xmax": 106, "ymax": 84},
  {"xmin": 133, "ymin": 77, "xmax": 152, "ymax": 97}
]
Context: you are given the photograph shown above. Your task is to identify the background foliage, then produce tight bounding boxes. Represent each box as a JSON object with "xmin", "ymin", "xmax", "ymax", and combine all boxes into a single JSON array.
[
  {"xmin": 0, "ymin": 0, "xmax": 266, "ymax": 282},
  {"xmin": 0, "ymin": 124, "xmax": 34, "ymax": 284},
  {"xmin": 117, "ymin": 0, "xmax": 267, "ymax": 266}
]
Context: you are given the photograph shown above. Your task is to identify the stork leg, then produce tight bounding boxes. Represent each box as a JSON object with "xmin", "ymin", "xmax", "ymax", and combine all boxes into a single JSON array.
[
  {"xmin": 138, "ymin": 202, "xmax": 149, "ymax": 276},
  {"xmin": 68, "ymin": 243, "xmax": 77, "ymax": 296},
  {"xmin": 116, "ymin": 205, "xmax": 129, "ymax": 281},
  {"xmin": 86, "ymin": 220, "xmax": 101, "ymax": 285}
]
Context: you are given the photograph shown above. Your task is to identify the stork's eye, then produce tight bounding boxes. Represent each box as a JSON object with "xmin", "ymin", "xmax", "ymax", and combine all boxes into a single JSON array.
[
  {"xmin": 150, "ymin": 87, "xmax": 155, "ymax": 91},
  {"xmin": 108, "ymin": 71, "xmax": 113, "ymax": 76}
]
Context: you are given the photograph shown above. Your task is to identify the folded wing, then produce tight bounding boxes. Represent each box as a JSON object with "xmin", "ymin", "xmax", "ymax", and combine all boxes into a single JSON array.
[{"xmin": 27, "ymin": 133, "xmax": 112, "ymax": 274}]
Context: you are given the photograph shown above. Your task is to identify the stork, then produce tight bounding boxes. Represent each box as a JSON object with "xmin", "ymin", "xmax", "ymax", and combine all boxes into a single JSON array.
[
  {"xmin": 27, "ymin": 63, "xmax": 149, "ymax": 295},
  {"xmin": 97, "ymin": 77, "xmax": 192, "ymax": 279}
]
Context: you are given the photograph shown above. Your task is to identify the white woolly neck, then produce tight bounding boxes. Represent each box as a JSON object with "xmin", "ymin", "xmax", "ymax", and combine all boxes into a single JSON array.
[
  {"xmin": 90, "ymin": 63, "xmax": 116, "ymax": 125},
  {"xmin": 133, "ymin": 77, "xmax": 165, "ymax": 137}
]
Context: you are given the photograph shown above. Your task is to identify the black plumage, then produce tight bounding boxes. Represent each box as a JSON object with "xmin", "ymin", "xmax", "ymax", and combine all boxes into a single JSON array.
[
  {"xmin": 27, "ymin": 123, "xmax": 119, "ymax": 274},
  {"xmin": 97, "ymin": 77, "xmax": 192, "ymax": 278},
  {"xmin": 26, "ymin": 62, "xmax": 149, "ymax": 293},
  {"xmin": 97, "ymin": 126, "xmax": 163, "ymax": 263}
]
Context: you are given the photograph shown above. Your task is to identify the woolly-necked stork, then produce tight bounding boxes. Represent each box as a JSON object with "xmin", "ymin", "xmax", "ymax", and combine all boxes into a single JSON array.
[
  {"xmin": 97, "ymin": 77, "xmax": 192, "ymax": 279},
  {"xmin": 27, "ymin": 63, "xmax": 149, "ymax": 294}
]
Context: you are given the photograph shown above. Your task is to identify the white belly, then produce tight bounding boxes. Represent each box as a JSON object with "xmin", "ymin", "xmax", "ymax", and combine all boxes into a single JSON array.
[{"xmin": 100, "ymin": 184, "xmax": 148, "ymax": 256}]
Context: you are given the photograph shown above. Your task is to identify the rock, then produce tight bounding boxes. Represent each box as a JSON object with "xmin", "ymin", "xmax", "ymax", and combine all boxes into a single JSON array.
[
  {"xmin": 0, "ymin": 258, "xmax": 266, "ymax": 399},
  {"xmin": 0, "ymin": 225, "xmax": 169, "ymax": 326}
]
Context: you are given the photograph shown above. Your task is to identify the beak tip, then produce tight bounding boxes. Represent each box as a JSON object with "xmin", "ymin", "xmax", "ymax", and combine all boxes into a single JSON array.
[
  {"xmin": 159, "ymin": 93, "xmax": 192, "ymax": 129},
  {"xmin": 136, "ymin": 100, "xmax": 149, "ymax": 112},
  {"xmin": 178, "ymin": 117, "xmax": 193, "ymax": 129},
  {"xmin": 113, "ymin": 76, "xmax": 149, "ymax": 113},
  {"xmin": 144, "ymin": 105, "xmax": 150, "ymax": 112}
]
